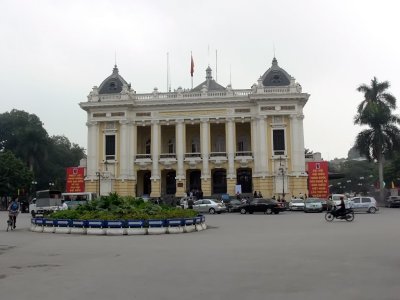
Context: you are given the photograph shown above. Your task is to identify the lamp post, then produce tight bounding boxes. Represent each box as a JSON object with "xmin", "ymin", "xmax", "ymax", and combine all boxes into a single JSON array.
[
  {"xmin": 279, "ymin": 156, "xmax": 286, "ymax": 200},
  {"xmin": 49, "ymin": 182, "xmax": 55, "ymax": 190},
  {"xmin": 95, "ymin": 172, "xmax": 101, "ymax": 196}
]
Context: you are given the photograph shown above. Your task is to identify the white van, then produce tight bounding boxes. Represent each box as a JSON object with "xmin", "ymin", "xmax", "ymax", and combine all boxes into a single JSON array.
[{"xmin": 61, "ymin": 192, "xmax": 97, "ymax": 208}]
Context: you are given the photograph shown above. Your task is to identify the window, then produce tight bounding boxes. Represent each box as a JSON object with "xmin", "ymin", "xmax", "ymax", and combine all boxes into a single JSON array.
[
  {"xmin": 203, "ymin": 200, "xmax": 211, "ymax": 205},
  {"xmin": 191, "ymin": 138, "xmax": 200, "ymax": 153},
  {"xmin": 352, "ymin": 198, "xmax": 360, "ymax": 204},
  {"xmin": 145, "ymin": 139, "xmax": 151, "ymax": 154},
  {"xmin": 105, "ymin": 135, "xmax": 115, "ymax": 160},
  {"xmin": 362, "ymin": 198, "xmax": 371, "ymax": 203},
  {"xmin": 168, "ymin": 139, "xmax": 175, "ymax": 154},
  {"xmin": 273, "ymin": 129, "xmax": 285, "ymax": 155}
]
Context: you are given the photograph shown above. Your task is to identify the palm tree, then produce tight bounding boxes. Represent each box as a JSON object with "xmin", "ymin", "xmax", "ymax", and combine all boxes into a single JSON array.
[{"xmin": 354, "ymin": 78, "xmax": 400, "ymax": 201}]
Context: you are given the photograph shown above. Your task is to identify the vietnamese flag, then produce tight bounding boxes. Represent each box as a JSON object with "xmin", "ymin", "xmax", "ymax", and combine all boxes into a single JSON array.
[{"xmin": 190, "ymin": 53, "xmax": 194, "ymax": 77}]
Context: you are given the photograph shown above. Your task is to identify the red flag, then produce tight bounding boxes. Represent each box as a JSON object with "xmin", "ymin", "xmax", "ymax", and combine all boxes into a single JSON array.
[{"xmin": 190, "ymin": 53, "xmax": 194, "ymax": 77}]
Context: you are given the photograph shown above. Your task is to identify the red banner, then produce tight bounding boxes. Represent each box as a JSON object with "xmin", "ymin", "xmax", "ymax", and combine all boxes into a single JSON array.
[
  {"xmin": 66, "ymin": 167, "xmax": 85, "ymax": 193},
  {"xmin": 307, "ymin": 161, "xmax": 329, "ymax": 198}
]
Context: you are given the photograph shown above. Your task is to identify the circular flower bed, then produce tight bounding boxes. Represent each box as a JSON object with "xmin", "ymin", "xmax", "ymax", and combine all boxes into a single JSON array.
[{"xmin": 30, "ymin": 193, "xmax": 206, "ymax": 235}]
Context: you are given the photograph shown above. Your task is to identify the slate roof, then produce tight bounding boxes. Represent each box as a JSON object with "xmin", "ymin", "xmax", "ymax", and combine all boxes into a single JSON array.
[
  {"xmin": 98, "ymin": 65, "xmax": 129, "ymax": 94},
  {"xmin": 261, "ymin": 57, "xmax": 291, "ymax": 87},
  {"xmin": 192, "ymin": 66, "xmax": 226, "ymax": 92}
]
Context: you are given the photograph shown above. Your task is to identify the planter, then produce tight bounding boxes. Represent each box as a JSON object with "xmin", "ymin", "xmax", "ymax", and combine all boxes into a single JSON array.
[
  {"xmin": 70, "ymin": 220, "xmax": 87, "ymax": 234},
  {"xmin": 32, "ymin": 218, "xmax": 44, "ymax": 232},
  {"xmin": 147, "ymin": 219, "xmax": 167, "ymax": 235},
  {"xmin": 54, "ymin": 219, "xmax": 72, "ymax": 234},
  {"xmin": 183, "ymin": 218, "xmax": 196, "ymax": 233},
  {"xmin": 194, "ymin": 216, "xmax": 203, "ymax": 231},
  {"xmin": 166, "ymin": 219, "xmax": 184, "ymax": 234},
  {"xmin": 87, "ymin": 220, "xmax": 105, "ymax": 235},
  {"xmin": 126, "ymin": 220, "xmax": 147, "ymax": 235},
  {"xmin": 43, "ymin": 219, "xmax": 56, "ymax": 233},
  {"xmin": 104, "ymin": 220, "xmax": 126, "ymax": 236}
]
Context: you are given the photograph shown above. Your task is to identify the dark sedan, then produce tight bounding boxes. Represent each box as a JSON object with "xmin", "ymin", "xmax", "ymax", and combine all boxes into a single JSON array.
[
  {"xmin": 239, "ymin": 198, "xmax": 281, "ymax": 215},
  {"xmin": 226, "ymin": 199, "xmax": 243, "ymax": 212}
]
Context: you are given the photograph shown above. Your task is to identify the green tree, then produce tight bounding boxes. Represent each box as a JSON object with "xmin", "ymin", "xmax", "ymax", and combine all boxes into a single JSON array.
[
  {"xmin": 354, "ymin": 77, "xmax": 400, "ymax": 201},
  {"xmin": 0, "ymin": 109, "xmax": 49, "ymax": 174},
  {"xmin": 0, "ymin": 151, "xmax": 33, "ymax": 197}
]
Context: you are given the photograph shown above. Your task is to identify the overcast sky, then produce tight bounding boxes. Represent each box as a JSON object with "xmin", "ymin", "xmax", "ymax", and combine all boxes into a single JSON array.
[{"xmin": 1, "ymin": 0, "xmax": 399, "ymax": 159}]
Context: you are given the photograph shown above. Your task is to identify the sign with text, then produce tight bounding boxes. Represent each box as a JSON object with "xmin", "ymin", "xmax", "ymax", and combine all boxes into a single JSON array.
[
  {"xmin": 66, "ymin": 167, "xmax": 85, "ymax": 193},
  {"xmin": 307, "ymin": 161, "xmax": 329, "ymax": 198}
]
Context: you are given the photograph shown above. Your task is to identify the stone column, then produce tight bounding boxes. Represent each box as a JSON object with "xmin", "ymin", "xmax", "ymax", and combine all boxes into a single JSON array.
[
  {"xmin": 119, "ymin": 120, "xmax": 129, "ymax": 179},
  {"xmin": 226, "ymin": 118, "xmax": 236, "ymax": 195},
  {"xmin": 258, "ymin": 116, "xmax": 268, "ymax": 176},
  {"xmin": 86, "ymin": 121, "xmax": 99, "ymax": 180},
  {"xmin": 251, "ymin": 117, "xmax": 259, "ymax": 176},
  {"xmin": 130, "ymin": 123, "xmax": 137, "ymax": 180},
  {"xmin": 176, "ymin": 120, "xmax": 185, "ymax": 179},
  {"xmin": 200, "ymin": 118, "xmax": 211, "ymax": 196},
  {"xmin": 150, "ymin": 120, "xmax": 160, "ymax": 197}
]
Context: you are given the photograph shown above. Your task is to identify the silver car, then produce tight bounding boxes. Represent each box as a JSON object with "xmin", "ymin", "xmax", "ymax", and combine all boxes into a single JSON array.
[
  {"xmin": 304, "ymin": 198, "xmax": 323, "ymax": 213},
  {"xmin": 349, "ymin": 196, "xmax": 379, "ymax": 213},
  {"xmin": 289, "ymin": 199, "xmax": 305, "ymax": 211},
  {"xmin": 193, "ymin": 199, "xmax": 226, "ymax": 214}
]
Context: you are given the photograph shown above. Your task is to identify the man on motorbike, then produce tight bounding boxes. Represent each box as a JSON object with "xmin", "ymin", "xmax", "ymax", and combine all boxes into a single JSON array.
[{"xmin": 335, "ymin": 197, "xmax": 346, "ymax": 218}]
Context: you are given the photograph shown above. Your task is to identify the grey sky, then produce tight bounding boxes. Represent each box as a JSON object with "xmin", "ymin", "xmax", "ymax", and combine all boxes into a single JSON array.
[{"xmin": 1, "ymin": 0, "xmax": 399, "ymax": 159}]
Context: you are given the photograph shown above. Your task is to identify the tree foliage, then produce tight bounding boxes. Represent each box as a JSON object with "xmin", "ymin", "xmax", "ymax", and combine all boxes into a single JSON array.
[
  {"xmin": 0, "ymin": 151, "xmax": 33, "ymax": 196},
  {"xmin": 0, "ymin": 110, "xmax": 85, "ymax": 193},
  {"xmin": 353, "ymin": 77, "xmax": 400, "ymax": 200}
]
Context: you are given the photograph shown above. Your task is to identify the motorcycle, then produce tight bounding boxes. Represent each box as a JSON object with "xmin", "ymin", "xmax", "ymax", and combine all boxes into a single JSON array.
[{"xmin": 325, "ymin": 208, "xmax": 354, "ymax": 222}]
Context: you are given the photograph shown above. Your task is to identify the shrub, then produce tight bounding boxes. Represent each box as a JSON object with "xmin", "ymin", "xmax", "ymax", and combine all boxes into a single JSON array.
[{"xmin": 48, "ymin": 194, "xmax": 198, "ymax": 220}]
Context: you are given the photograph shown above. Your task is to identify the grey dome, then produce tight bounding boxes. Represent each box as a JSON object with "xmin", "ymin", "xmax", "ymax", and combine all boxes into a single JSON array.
[
  {"xmin": 261, "ymin": 57, "xmax": 291, "ymax": 87},
  {"xmin": 98, "ymin": 65, "xmax": 130, "ymax": 94}
]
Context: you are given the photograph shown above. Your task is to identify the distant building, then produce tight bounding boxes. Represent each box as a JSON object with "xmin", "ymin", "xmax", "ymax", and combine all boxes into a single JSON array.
[{"xmin": 79, "ymin": 57, "xmax": 310, "ymax": 198}]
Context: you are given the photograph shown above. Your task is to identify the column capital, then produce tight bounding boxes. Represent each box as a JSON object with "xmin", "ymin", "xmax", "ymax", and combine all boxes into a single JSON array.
[
  {"xmin": 200, "ymin": 118, "xmax": 209, "ymax": 123},
  {"xmin": 175, "ymin": 119, "xmax": 185, "ymax": 124},
  {"xmin": 119, "ymin": 120, "xmax": 130, "ymax": 125},
  {"xmin": 86, "ymin": 121, "xmax": 98, "ymax": 127},
  {"xmin": 151, "ymin": 120, "xmax": 160, "ymax": 125},
  {"xmin": 296, "ymin": 114, "xmax": 305, "ymax": 120},
  {"xmin": 226, "ymin": 117, "xmax": 235, "ymax": 123}
]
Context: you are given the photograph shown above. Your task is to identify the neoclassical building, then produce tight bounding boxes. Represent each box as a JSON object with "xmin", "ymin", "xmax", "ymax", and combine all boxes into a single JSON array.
[{"xmin": 80, "ymin": 57, "xmax": 310, "ymax": 198}]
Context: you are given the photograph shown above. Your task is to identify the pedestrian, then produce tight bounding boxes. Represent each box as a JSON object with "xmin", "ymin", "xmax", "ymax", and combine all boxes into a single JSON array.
[
  {"xmin": 253, "ymin": 191, "xmax": 257, "ymax": 198},
  {"xmin": 258, "ymin": 191, "xmax": 263, "ymax": 198}
]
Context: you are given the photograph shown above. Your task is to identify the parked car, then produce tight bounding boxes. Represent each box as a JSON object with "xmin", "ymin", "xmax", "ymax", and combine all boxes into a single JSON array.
[
  {"xmin": 384, "ymin": 196, "xmax": 400, "ymax": 208},
  {"xmin": 327, "ymin": 194, "xmax": 351, "ymax": 210},
  {"xmin": 350, "ymin": 196, "xmax": 379, "ymax": 213},
  {"xmin": 304, "ymin": 198, "xmax": 323, "ymax": 213},
  {"xmin": 239, "ymin": 198, "xmax": 281, "ymax": 215},
  {"xmin": 193, "ymin": 199, "xmax": 226, "ymax": 214},
  {"xmin": 226, "ymin": 199, "xmax": 243, "ymax": 212},
  {"xmin": 288, "ymin": 199, "xmax": 305, "ymax": 211}
]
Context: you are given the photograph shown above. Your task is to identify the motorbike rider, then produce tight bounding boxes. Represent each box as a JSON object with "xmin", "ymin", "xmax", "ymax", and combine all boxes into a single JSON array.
[{"xmin": 336, "ymin": 197, "xmax": 346, "ymax": 217}]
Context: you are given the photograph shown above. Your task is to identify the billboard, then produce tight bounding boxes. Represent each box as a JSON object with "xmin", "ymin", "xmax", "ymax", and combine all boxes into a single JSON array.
[
  {"xmin": 307, "ymin": 161, "xmax": 329, "ymax": 198},
  {"xmin": 66, "ymin": 167, "xmax": 85, "ymax": 193}
]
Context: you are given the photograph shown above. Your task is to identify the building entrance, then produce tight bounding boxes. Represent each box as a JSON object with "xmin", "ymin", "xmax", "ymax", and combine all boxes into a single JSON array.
[
  {"xmin": 137, "ymin": 170, "xmax": 151, "ymax": 196},
  {"xmin": 237, "ymin": 168, "xmax": 252, "ymax": 193},
  {"xmin": 187, "ymin": 170, "xmax": 201, "ymax": 193},
  {"xmin": 162, "ymin": 170, "xmax": 176, "ymax": 195},
  {"xmin": 212, "ymin": 169, "xmax": 227, "ymax": 194}
]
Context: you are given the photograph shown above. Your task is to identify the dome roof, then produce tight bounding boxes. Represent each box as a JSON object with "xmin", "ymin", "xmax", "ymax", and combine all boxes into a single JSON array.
[
  {"xmin": 260, "ymin": 57, "xmax": 291, "ymax": 87},
  {"xmin": 192, "ymin": 66, "xmax": 226, "ymax": 92},
  {"xmin": 98, "ymin": 65, "xmax": 130, "ymax": 94}
]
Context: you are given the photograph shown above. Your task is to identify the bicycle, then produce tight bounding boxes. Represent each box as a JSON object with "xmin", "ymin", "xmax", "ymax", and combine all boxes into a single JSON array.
[{"xmin": 6, "ymin": 215, "xmax": 15, "ymax": 232}]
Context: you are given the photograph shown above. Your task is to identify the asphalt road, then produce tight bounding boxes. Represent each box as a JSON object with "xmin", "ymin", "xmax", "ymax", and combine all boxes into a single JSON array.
[{"xmin": 0, "ymin": 208, "xmax": 399, "ymax": 300}]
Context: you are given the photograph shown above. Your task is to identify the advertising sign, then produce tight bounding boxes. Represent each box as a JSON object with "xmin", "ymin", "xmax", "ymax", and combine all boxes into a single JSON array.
[
  {"xmin": 307, "ymin": 161, "xmax": 329, "ymax": 198},
  {"xmin": 66, "ymin": 167, "xmax": 85, "ymax": 193}
]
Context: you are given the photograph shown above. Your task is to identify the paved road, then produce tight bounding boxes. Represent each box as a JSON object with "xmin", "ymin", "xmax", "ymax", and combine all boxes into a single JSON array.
[{"xmin": 0, "ymin": 209, "xmax": 399, "ymax": 300}]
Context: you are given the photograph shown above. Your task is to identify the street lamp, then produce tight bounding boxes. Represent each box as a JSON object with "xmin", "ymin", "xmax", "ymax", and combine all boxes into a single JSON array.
[
  {"xmin": 49, "ymin": 182, "xmax": 55, "ymax": 190},
  {"xmin": 279, "ymin": 156, "xmax": 286, "ymax": 200},
  {"xmin": 95, "ymin": 171, "xmax": 101, "ymax": 196}
]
